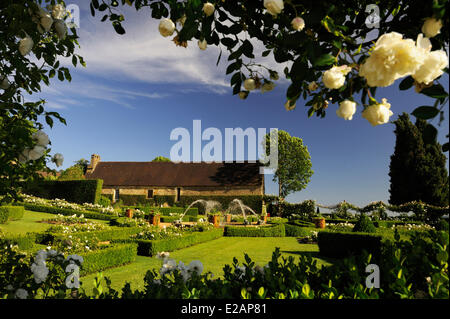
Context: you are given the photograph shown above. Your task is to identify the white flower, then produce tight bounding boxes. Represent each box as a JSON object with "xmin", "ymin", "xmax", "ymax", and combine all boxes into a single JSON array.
[
  {"xmin": 26, "ymin": 145, "xmax": 46, "ymax": 161},
  {"xmin": 238, "ymin": 91, "xmax": 249, "ymax": 100},
  {"xmin": 198, "ymin": 39, "xmax": 207, "ymax": 50},
  {"xmin": 244, "ymin": 78, "xmax": 256, "ymax": 91},
  {"xmin": 157, "ymin": 251, "xmax": 170, "ymax": 259},
  {"xmin": 362, "ymin": 98, "xmax": 393, "ymax": 126},
  {"xmin": 0, "ymin": 76, "xmax": 10, "ymax": 90},
  {"xmin": 284, "ymin": 100, "xmax": 296, "ymax": 111},
  {"xmin": 40, "ymin": 12, "xmax": 54, "ymax": 32},
  {"xmin": 54, "ymin": 20, "xmax": 67, "ymax": 40},
  {"xmin": 421, "ymin": 17, "xmax": 443, "ymax": 38},
  {"xmin": 15, "ymin": 288, "xmax": 28, "ymax": 299},
  {"xmin": 308, "ymin": 81, "xmax": 318, "ymax": 91},
  {"xmin": 264, "ymin": 0, "xmax": 284, "ymax": 16},
  {"xmin": 323, "ymin": 65, "xmax": 351, "ymax": 89},
  {"xmin": 188, "ymin": 260, "xmax": 204, "ymax": 275},
  {"xmin": 359, "ymin": 32, "xmax": 421, "ymax": 87},
  {"xmin": 412, "ymin": 34, "xmax": 448, "ymax": 85},
  {"xmin": 19, "ymin": 36, "xmax": 34, "ymax": 56},
  {"xmin": 291, "ymin": 17, "xmax": 305, "ymax": 31},
  {"xmin": 51, "ymin": 4, "xmax": 66, "ymax": 20},
  {"xmin": 52, "ymin": 153, "xmax": 64, "ymax": 167},
  {"xmin": 32, "ymin": 130, "xmax": 50, "ymax": 146},
  {"xmin": 203, "ymin": 2, "xmax": 215, "ymax": 17},
  {"xmin": 261, "ymin": 82, "xmax": 275, "ymax": 93},
  {"xmin": 336, "ymin": 100, "xmax": 357, "ymax": 120},
  {"xmin": 158, "ymin": 18, "xmax": 175, "ymax": 37}
]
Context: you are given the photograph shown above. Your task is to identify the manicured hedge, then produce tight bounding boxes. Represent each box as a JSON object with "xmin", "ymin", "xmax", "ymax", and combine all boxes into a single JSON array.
[
  {"xmin": 0, "ymin": 206, "xmax": 25, "ymax": 223},
  {"xmin": 373, "ymin": 220, "xmax": 423, "ymax": 228},
  {"xmin": 224, "ymin": 224, "xmax": 285, "ymax": 237},
  {"xmin": 22, "ymin": 179, "xmax": 103, "ymax": 204},
  {"xmin": 136, "ymin": 229, "xmax": 223, "ymax": 256},
  {"xmin": 287, "ymin": 219, "xmax": 315, "ymax": 227},
  {"xmin": 0, "ymin": 232, "xmax": 37, "ymax": 250},
  {"xmin": 159, "ymin": 215, "xmax": 198, "ymax": 223},
  {"xmin": 317, "ymin": 231, "xmax": 382, "ymax": 260},
  {"xmin": 80, "ymin": 243, "xmax": 138, "ymax": 276},
  {"xmin": 284, "ymin": 224, "xmax": 314, "ymax": 237},
  {"xmin": 20, "ymin": 203, "xmax": 117, "ymax": 221},
  {"xmin": 119, "ymin": 195, "xmax": 155, "ymax": 206},
  {"xmin": 41, "ymin": 227, "xmax": 142, "ymax": 245}
]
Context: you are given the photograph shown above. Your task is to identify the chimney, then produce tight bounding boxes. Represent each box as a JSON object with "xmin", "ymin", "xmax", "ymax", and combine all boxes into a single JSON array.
[{"xmin": 86, "ymin": 154, "xmax": 100, "ymax": 174}]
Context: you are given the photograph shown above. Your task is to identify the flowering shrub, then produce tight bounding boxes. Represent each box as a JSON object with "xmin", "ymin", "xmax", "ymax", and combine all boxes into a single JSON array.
[
  {"xmin": 131, "ymin": 225, "xmax": 184, "ymax": 241},
  {"xmin": 53, "ymin": 235, "xmax": 101, "ymax": 254},
  {"xmin": 46, "ymin": 220, "xmax": 106, "ymax": 234},
  {"xmin": 327, "ymin": 222, "xmax": 354, "ymax": 233}
]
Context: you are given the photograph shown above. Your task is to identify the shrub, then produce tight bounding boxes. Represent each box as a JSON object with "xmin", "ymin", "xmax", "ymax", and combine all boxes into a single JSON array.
[
  {"xmin": 373, "ymin": 220, "xmax": 424, "ymax": 228},
  {"xmin": 0, "ymin": 206, "xmax": 25, "ymax": 223},
  {"xmin": 118, "ymin": 195, "xmax": 155, "ymax": 206},
  {"xmin": 159, "ymin": 215, "xmax": 198, "ymax": 223},
  {"xmin": 224, "ymin": 224, "xmax": 285, "ymax": 237},
  {"xmin": 352, "ymin": 214, "xmax": 376, "ymax": 233},
  {"xmin": 21, "ymin": 203, "xmax": 117, "ymax": 221},
  {"xmin": 269, "ymin": 200, "xmax": 315, "ymax": 218},
  {"xmin": 0, "ymin": 232, "xmax": 37, "ymax": 250},
  {"xmin": 98, "ymin": 195, "xmax": 111, "ymax": 207},
  {"xmin": 287, "ymin": 219, "xmax": 315, "ymax": 227},
  {"xmin": 284, "ymin": 224, "xmax": 314, "ymax": 237},
  {"xmin": 21, "ymin": 179, "xmax": 103, "ymax": 204},
  {"xmin": 318, "ymin": 231, "xmax": 382, "ymax": 260},
  {"xmin": 136, "ymin": 229, "xmax": 223, "ymax": 256},
  {"xmin": 41, "ymin": 227, "xmax": 142, "ymax": 245},
  {"xmin": 80, "ymin": 243, "xmax": 138, "ymax": 276}
]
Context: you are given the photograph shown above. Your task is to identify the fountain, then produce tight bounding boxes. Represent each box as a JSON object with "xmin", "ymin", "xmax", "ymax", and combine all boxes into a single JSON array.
[
  {"xmin": 224, "ymin": 199, "xmax": 260, "ymax": 225},
  {"xmin": 178, "ymin": 199, "xmax": 222, "ymax": 223}
]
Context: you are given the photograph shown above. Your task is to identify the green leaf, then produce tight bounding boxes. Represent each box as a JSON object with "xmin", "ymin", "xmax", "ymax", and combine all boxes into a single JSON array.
[
  {"xmin": 399, "ymin": 76, "xmax": 414, "ymax": 91},
  {"xmin": 262, "ymin": 50, "xmax": 271, "ymax": 57},
  {"xmin": 411, "ymin": 106, "xmax": 440, "ymax": 120},
  {"xmin": 421, "ymin": 84, "xmax": 448, "ymax": 99},
  {"xmin": 308, "ymin": 107, "xmax": 314, "ymax": 118},
  {"xmin": 442, "ymin": 142, "xmax": 449, "ymax": 152},
  {"xmin": 49, "ymin": 69, "xmax": 56, "ymax": 79},
  {"xmin": 113, "ymin": 22, "xmax": 126, "ymax": 35},
  {"xmin": 45, "ymin": 116, "xmax": 54, "ymax": 128},
  {"xmin": 313, "ymin": 54, "xmax": 336, "ymax": 67}
]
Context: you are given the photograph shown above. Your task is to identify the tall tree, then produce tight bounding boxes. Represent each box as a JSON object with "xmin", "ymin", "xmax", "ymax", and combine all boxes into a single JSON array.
[
  {"xmin": 389, "ymin": 113, "xmax": 449, "ymax": 206},
  {"xmin": 264, "ymin": 130, "xmax": 313, "ymax": 200}
]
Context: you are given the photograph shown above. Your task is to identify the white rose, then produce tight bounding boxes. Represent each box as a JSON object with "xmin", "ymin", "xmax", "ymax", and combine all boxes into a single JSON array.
[
  {"xmin": 158, "ymin": 18, "xmax": 175, "ymax": 37},
  {"xmin": 322, "ymin": 65, "xmax": 351, "ymax": 89},
  {"xmin": 421, "ymin": 17, "xmax": 443, "ymax": 38},
  {"xmin": 0, "ymin": 76, "xmax": 10, "ymax": 90},
  {"xmin": 27, "ymin": 146, "xmax": 46, "ymax": 161},
  {"xmin": 412, "ymin": 34, "xmax": 448, "ymax": 85},
  {"xmin": 308, "ymin": 81, "xmax": 318, "ymax": 91},
  {"xmin": 362, "ymin": 98, "xmax": 393, "ymax": 126},
  {"xmin": 291, "ymin": 17, "xmax": 305, "ymax": 31},
  {"xmin": 41, "ymin": 13, "xmax": 54, "ymax": 32},
  {"xmin": 359, "ymin": 32, "xmax": 421, "ymax": 87},
  {"xmin": 32, "ymin": 130, "xmax": 50, "ymax": 146},
  {"xmin": 285, "ymin": 100, "xmax": 296, "ymax": 111},
  {"xmin": 53, "ymin": 153, "xmax": 64, "ymax": 167},
  {"xmin": 244, "ymin": 78, "xmax": 256, "ymax": 91},
  {"xmin": 19, "ymin": 37, "xmax": 34, "ymax": 56},
  {"xmin": 261, "ymin": 82, "xmax": 275, "ymax": 93},
  {"xmin": 51, "ymin": 4, "xmax": 66, "ymax": 20},
  {"xmin": 203, "ymin": 3, "xmax": 215, "ymax": 17},
  {"xmin": 198, "ymin": 39, "xmax": 207, "ymax": 50},
  {"xmin": 264, "ymin": 0, "xmax": 284, "ymax": 16},
  {"xmin": 336, "ymin": 100, "xmax": 357, "ymax": 120},
  {"xmin": 54, "ymin": 20, "xmax": 67, "ymax": 40}
]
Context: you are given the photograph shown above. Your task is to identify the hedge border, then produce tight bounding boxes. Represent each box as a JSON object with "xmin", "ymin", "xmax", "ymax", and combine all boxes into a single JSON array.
[
  {"xmin": 317, "ymin": 231, "xmax": 382, "ymax": 259},
  {"xmin": 224, "ymin": 224, "xmax": 286, "ymax": 237},
  {"xmin": 0, "ymin": 206, "xmax": 25, "ymax": 223},
  {"xmin": 20, "ymin": 203, "xmax": 118, "ymax": 221}
]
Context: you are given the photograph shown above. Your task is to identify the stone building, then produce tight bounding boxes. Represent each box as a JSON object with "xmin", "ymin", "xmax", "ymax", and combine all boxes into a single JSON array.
[{"xmin": 85, "ymin": 154, "xmax": 264, "ymax": 208}]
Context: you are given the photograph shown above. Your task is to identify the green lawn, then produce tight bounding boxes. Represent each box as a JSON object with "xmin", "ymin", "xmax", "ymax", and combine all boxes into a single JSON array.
[
  {"xmin": 0, "ymin": 210, "xmax": 110, "ymax": 235},
  {"xmin": 80, "ymin": 237, "xmax": 332, "ymax": 294}
]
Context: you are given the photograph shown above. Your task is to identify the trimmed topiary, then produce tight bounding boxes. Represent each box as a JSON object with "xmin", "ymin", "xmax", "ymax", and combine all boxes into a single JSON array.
[{"xmin": 352, "ymin": 213, "xmax": 376, "ymax": 233}]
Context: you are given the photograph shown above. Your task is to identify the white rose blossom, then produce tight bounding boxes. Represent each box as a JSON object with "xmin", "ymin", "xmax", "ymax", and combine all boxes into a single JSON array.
[
  {"xmin": 421, "ymin": 17, "xmax": 443, "ymax": 38},
  {"xmin": 188, "ymin": 260, "xmax": 204, "ymax": 275},
  {"xmin": 52, "ymin": 153, "xmax": 64, "ymax": 167},
  {"xmin": 202, "ymin": 3, "xmax": 215, "ymax": 17},
  {"xmin": 51, "ymin": 4, "xmax": 66, "ymax": 20},
  {"xmin": 362, "ymin": 98, "xmax": 393, "ymax": 126},
  {"xmin": 322, "ymin": 65, "xmax": 352, "ymax": 89},
  {"xmin": 412, "ymin": 34, "xmax": 448, "ymax": 85},
  {"xmin": 32, "ymin": 130, "xmax": 50, "ymax": 146},
  {"xmin": 244, "ymin": 78, "xmax": 256, "ymax": 91},
  {"xmin": 336, "ymin": 100, "xmax": 357, "ymax": 120},
  {"xmin": 19, "ymin": 36, "xmax": 34, "ymax": 56},
  {"xmin": 261, "ymin": 82, "xmax": 275, "ymax": 93},
  {"xmin": 40, "ymin": 12, "xmax": 54, "ymax": 32},
  {"xmin": 158, "ymin": 18, "xmax": 175, "ymax": 37},
  {"xmin": 0, "ymin": 76, "xmax": 10, "ymax": 90},
  {"xmin": 26, "ymin": 145, "xmax": 47, "ymax": 161},
  {"xmin": 291, "ymin": 17, "xmax": 305, "ymax": 31},
  {"xmin": 359, "ymin": 32, "xmax": 422, "ymax": 87},
  {"xmin": 264, "ymin": 0, "xmax": 284, "ymax": 16}
]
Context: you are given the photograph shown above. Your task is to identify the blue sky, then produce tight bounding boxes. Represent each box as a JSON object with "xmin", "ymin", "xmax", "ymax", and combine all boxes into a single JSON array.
[{"xmin": 35, "ymin": 2, "xmax": 449, "ymax": 207}]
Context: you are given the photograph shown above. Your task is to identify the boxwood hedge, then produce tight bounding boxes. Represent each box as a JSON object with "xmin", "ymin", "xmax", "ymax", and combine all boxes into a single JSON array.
[
  {"xmin": 224, "ymin": 224, "xmax": 285, "ymax": 237},
  {"xmin": 40, "ymin": 227, "xmax": 142, "ymax": 245},
  {"xmin": 317, "ymin": 231, "xmax": 382, "ymax": 260},
  {"xmin": 136, "ymin": 229, "xmax": 223, "ymax": 256},
  {"xmin": 0, "ymin": 206, "xmax": 25, "ymax": 223},
  {"xmin": 20, "ymin": 203, "xmax": 117, "ymax": 221},
  {"xmin": 284, "ymin": 224, "xmax": 314, "ymax": 237}
]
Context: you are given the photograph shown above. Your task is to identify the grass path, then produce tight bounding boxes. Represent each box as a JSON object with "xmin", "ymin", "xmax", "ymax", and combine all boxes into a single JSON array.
[
  {"xmin": 0, "ymin": 210, "xmax": 110, "ymax": 235},
  {"xmin": 80, "ymin": 237, "xmax": 332, "ymax": 294}
]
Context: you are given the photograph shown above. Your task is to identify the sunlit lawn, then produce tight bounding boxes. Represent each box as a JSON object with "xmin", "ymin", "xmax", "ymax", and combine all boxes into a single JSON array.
[{"xmin": 81, "ymin": 237, "xmax": 334, "ymax": 294}]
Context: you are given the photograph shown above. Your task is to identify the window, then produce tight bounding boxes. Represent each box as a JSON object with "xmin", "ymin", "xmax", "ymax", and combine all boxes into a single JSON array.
[
  {"xmin": 147, "ymin": 189, "xmax": 154, "ymax": 198},
  {"xmin": 114, "ymin": 189, "xmax": 120, "ymax": 202},
  {"xmin": 176, "ymin": 188, "xmax": 181, "ymax": 202}
]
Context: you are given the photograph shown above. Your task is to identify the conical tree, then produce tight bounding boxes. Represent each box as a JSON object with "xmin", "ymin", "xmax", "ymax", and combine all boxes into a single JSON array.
[{"xmin": 389, "ymin": 113, "xmax": 449, "ymax": 206}]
